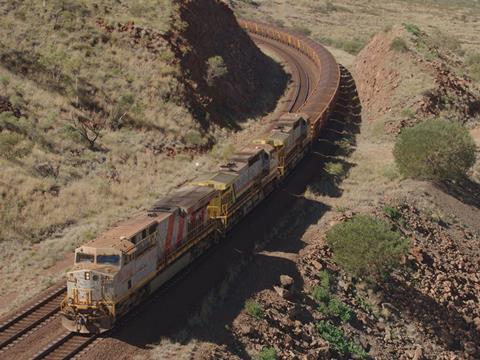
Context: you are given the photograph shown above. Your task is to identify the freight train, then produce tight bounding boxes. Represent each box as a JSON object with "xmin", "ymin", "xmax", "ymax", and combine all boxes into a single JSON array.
[{"xmin": 60, "ymin": 21, "xmax": 340, "ymax": 334}]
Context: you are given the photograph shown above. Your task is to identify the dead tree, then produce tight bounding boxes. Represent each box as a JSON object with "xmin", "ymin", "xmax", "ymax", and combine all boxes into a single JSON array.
[{"xmin": 69, "ymin": 111, "xmax": 105, "ymax": 149}]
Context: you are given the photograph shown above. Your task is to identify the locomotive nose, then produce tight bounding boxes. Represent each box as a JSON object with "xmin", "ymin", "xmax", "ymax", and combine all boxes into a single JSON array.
[
  {"xmin": 67, "ymin": 270, "xmax": 104, "ymax": 305},
  {"xmin": 62, "ymin": 269, "xmax": 114, "ymax": 333}
]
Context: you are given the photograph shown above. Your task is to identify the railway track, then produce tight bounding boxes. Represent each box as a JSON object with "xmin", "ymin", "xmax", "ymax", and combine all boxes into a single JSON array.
[
  {"xmin": 252, "ymin": 34, "xmax": 313, "ymax": 112},
  {"xmin": 0, "ymin": 20, "xmax": 339, "ymax": 360},
  {"xmin": 32, "ymin": 332, "xmax": 97, "ymax": 360},
  {"xmin": 0, "ymin": 287, "xmax": 66, "ymax": 352}
]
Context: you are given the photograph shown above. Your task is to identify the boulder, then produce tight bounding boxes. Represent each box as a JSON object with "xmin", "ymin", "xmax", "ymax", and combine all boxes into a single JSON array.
[{"xmin": 280, "ymin": 275, "xmax": 294, "ymax": 288}]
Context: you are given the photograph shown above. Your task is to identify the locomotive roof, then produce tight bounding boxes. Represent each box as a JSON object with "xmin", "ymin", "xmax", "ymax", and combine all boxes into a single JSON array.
[
  {"xmin": 193, "ymin": 171, "xmax": 238, "ymax": 189},
  {"xmin": 229, "ymin": 144, "xmax": 268, "ymax": 163},
  {"xmin": 149, "ymin": 185, "xmax": 217, "ymax": 214},
  {"xmin": 268, "ymin": 130, "xmax": 291, "ymax": 143},
  {"xmin": 83, "ymin": 214, "xmax": 166, "ymax": 253},
  {"xmin": 264, "ymin": 112, "xmax": 308, "ymax": 134}
]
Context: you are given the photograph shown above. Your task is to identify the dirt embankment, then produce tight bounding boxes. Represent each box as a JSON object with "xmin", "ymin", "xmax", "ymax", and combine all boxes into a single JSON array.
[
  {"xmin": 171, "ymin": 0, "xmax": 285, "ymax": 128},
  {"xmin": 353, "ymin": 25, "xmax": 480, "ymax": 133},
  {"xmin": 94, "ymin": 0, "xmax": 285, "ymax": 131}
]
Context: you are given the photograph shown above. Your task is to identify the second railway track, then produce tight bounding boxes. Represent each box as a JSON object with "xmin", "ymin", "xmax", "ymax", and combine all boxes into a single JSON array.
[{"xmin": 0, "ymin": 287, "xmax": 66, "ymax": 353}]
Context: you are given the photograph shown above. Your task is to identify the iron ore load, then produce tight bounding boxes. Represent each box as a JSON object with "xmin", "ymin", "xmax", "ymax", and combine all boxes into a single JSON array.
[{"xmin": 61, "ymin": 20, "xmax": 340, "ymax": 334}]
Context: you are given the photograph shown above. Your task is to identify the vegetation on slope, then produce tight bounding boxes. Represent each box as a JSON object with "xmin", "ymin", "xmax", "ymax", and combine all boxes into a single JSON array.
[
  {"xmin": 0, "ymin": 0, "xmax": 285, "ymax": 245},
  {"xmin": 326, "ymin": 214, "xmax": 409, "ymax": 279},
  {"xmin": 394, "ymin": 119, "xmax": 476, "ymax": 182}
]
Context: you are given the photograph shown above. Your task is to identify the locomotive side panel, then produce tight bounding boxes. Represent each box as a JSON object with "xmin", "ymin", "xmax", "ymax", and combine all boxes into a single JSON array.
[{"xmin": 156, "ymin": 216, "xmax": 170, "ymax": 260}]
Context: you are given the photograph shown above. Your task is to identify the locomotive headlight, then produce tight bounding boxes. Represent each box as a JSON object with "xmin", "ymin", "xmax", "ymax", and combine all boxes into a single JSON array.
[{"xmin": 85, "ymin": 271, "xmax": 91, "ymax": 280}]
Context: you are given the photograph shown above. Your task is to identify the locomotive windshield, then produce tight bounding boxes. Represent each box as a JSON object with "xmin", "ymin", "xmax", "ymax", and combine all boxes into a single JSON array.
[
  {"xmin": 97, "ymin": 254, "xmax": 120, "ymax": 266},
  {"xmin": 76, "ymin": 252, "xmax": 94, "ymax": 263}
]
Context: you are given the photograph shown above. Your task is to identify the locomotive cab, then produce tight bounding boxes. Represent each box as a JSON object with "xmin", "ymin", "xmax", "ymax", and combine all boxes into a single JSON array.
[{"xmin": 61, "ymin": 247, "xmax": 121, "ymax": 333}]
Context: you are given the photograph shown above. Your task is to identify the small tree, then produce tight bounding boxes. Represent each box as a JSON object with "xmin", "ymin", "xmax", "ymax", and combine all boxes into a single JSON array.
[
  {"xmin": 206, "ymin": 56, "xmax": 228, "ymax": 85},
  {"xmin": 326, "ymin": 214, "xmax": 409, "ymax": 279},
  {"xmin": 68, "ymin": 110, "xmax": 105, "ymax": 149},
  {"xmin": 256, "ymin": 347, "xmax": 276, "ymax": 360},
  {"xmin": 393, "ymin": 119, "xmax": 476, "ymax": 182}
]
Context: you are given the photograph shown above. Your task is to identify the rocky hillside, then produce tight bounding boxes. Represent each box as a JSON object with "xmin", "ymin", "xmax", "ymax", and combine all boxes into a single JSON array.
[
  {"xmin": 0, "ymin": 0, "xmax": 286, "ymax": 312},
  {"xmin": 172, "ymin": 0, "xmax": 284, "ymax": 128},
  {"xmin": 353, "ymin": 23, "xmax": 480, "ymax": 134}
]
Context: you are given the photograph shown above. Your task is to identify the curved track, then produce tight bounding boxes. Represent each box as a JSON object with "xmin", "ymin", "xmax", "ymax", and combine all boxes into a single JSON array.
[
  {"xmin": 251, "ymin": 34, "xmax": 314, "ymax": 113},
  {"xmin": 0, "ymin": 20, "xmax": 339, "ymax": 360}
]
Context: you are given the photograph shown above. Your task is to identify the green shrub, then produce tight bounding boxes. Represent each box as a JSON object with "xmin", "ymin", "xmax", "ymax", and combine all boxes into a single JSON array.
[
  {"xmin": 312, "ymin": 286, "xmax": 331, "ymax": 304},
  {"xmin": 326, "ymin": 214, "xmax": 409, "ymax": 278},
  {"xmin": 390, "ymin": 37, "xmax": 408, "ymax": 53},
  {"xmin": 348, "ymin": 341, "xmax": 369, "ymax": 359},
  {"xmin": 312, "ymin": 278, "xmax": 352, "ymax": 323},
  {"xmin": 383, "ymin": 205, "xmax": 401, "ymax": 221},
  {"xmin": 316, "ymin": 321, "xmax": 367, "ymax": 359},
  {"xmin": 402, "ymin": 23, "xmax": 421, "ymax": 36},
  {"xmin": 316, "ymin": 320, "xmax": 347, "ymax": 353},
  {"xmin": 256, "ymin": 347, "xmax": 276, "ymax": 360},
  {"xmin": 245, "ymin": 299, "xmax": 264, "ymax": 319},
  {"xmin": 327, "ymin": 298, "xmax": 352, "ymax": 322},
  {"xmin": 319, "ymin": 270, "xmax": 332, "ymax": 289},
  {"xmin": 325, "ymin": 162, "xmax": 344, "ymax": 177},
  {"xmin": 393, "ymin": 119, "xmax": 476, "ymax": 181},
  {"xmin": 206, "ymin": 56, "xmax": 228, "ymax": 85}
]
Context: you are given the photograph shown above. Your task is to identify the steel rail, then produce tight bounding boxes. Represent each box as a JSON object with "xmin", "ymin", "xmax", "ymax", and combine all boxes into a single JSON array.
[
  {"xmin": 0, "ymin": 287, "xmax": 66, "ymax": 351},
  {"xmin": 252, "ymin": 35, "xmax": 311, "ymax": 113},
  {"xmin": 31, "ymin": 332, "xmax": 97, "ymax": 360}
]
